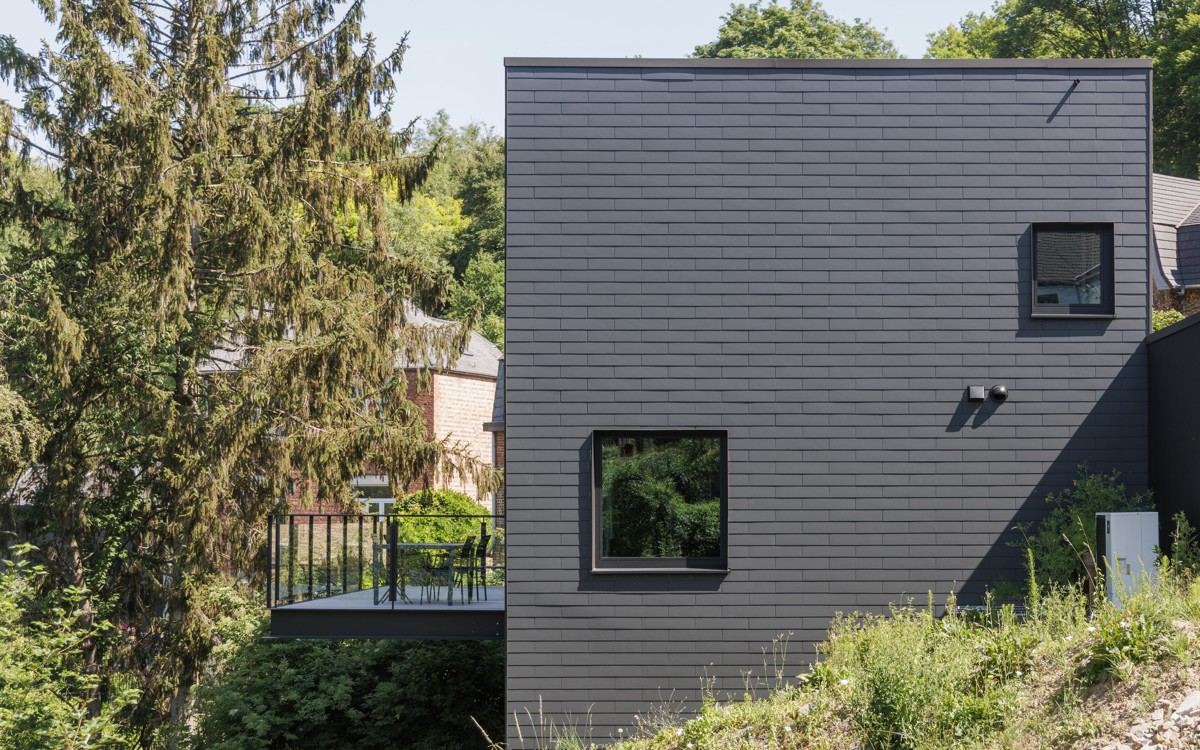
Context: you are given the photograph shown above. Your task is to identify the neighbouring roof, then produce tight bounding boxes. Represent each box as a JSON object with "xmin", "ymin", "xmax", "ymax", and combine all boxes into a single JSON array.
[
  {"xmin": 1154, "ymin": 173, "xmax": 1200, "ymax": 290},
  {"xmin": 199, "ymin": 305, "xmax": 501, "ymax": 379},
  {"xmin": 483, "ymin": 357, "xmax": 504, "ymax": 432},
  {"xmin": 400, "ymin": 307, "xmax": 501, "ymax": 379}
]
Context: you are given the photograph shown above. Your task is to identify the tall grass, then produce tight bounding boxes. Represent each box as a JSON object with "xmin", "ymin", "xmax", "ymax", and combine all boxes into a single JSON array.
[{"xmin": 606, "ymin": 562, "xmax": 1200, "ymax": 750}]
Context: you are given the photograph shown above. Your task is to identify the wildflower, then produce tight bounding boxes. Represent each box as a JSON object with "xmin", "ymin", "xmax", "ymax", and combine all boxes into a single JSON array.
[
  {"xmin": 1065, "ymin": 635, "xmax": 1073, "ymax": 642},
  {"xmin": 1120, "ymin": 620, "xmax": 1131, "ymax": 628},
  {"xmin": 838, "ymin": 678, "xmax": 850, "ymax": 686},
  {"xmin": 1087, "ymin": 626, "xmax": 1096, "ymax": 633},
  {"xmin": 676, "ymin": 728, "xmax": 684, "ymax": 736},
  {"xmin": 1015, "ymin": 670, "xmax": 1023, "ymax": 677},
  {"xmin": 785, "ymin": 725, "xmax": 793, "ymax": 732}
]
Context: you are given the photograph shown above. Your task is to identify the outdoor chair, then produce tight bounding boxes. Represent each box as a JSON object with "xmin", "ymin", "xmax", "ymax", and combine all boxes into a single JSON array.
[
  {"xmin": 471, "ymin": 533, "xmax": 491, "ymax": 601},
  {"xmin": 450, "ymin": 537, "xmax": 477, "ymax": 604}
]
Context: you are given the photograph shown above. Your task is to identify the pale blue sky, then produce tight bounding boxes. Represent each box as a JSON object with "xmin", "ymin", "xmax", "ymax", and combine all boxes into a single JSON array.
[{"xmin": 2, "ymin": 1, "xmax": 995, "ymax": 132}]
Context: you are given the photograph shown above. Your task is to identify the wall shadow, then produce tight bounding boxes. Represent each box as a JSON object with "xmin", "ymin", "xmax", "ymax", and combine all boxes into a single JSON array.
[{"xmin": 956, "ymin": 350, "xmax": 1148, "ymax": 603}]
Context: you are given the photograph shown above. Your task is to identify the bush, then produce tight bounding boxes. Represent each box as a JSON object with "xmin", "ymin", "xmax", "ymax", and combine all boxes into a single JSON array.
[
  {"xmin": 0, "ymin": 546, "xmax": 139, "ymax": 749},
  {"xmin": 1013, "ymin": 465, "xmax": 1153, "ymax": 590},
  {"xmin": 1152, "ymin": 308, "xmax": 1185, "ymax": 331},
  {"xmin": 191, "ymin": 622, "xmax": 504, "ymax": 750},
  {"xmin": 390, "ymin": 489, "xmax": 490, "ymax": 545}
]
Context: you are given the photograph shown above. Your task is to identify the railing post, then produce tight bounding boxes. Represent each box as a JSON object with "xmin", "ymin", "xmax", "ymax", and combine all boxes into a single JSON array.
[
  {"xmin": 387, "ymin": 518, "xmax": 398, "ymax": 607},
  {"xmin": 306, "ymin": 516, "xmax": 314, "ymax": 601},
  {"xmin": 287, "ymin": 515, "xmax": 296, "ymax": 605},
  {"xmin": 274, "ymin": 515, "xmax": 282, "ymax": 605},
  {"xmin": 342, "ymin": 516, "xmax": 348, "ymax": 594},
  {"xmin": 265, "ymin": 515, "xmax": 273, "ymax": 607},
  {"xmin": 325, "ymin": 514, "xmax": 332, "ymax": 598}
]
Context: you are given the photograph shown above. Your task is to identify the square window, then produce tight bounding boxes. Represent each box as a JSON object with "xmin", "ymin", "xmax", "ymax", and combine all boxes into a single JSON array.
[
  {"xmin": 592, "ymin": 431, "xmax": 727, "ymax": 572},
  {"xmin": 1031, "ymin": 223, "xmax": 1114, "ymax": 317}
]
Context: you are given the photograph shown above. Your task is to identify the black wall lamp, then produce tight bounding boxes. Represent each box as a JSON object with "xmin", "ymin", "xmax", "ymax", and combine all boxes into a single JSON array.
[{"xmin": 968, "ymin": 385, "xmax": 1010, "ymax": 403}]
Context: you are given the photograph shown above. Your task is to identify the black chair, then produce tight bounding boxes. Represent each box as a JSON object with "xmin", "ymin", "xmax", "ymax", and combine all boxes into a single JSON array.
[
  {"xmin": 450, "ymin": 536, "xmax": 477, "ymax": 604},
  {"xmin": 472, "ymin": 534, "xmax": 491, "ymax": 601}
]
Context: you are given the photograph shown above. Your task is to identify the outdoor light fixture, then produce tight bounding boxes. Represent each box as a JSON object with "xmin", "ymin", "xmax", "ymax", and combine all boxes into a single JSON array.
[
  {"xmin": 990, "ymin": 385, "xmax": 1009, "ymax": 403},
  {"xmin": 968, "ymin": 385, "xmax": 986, "ymax": 402}
]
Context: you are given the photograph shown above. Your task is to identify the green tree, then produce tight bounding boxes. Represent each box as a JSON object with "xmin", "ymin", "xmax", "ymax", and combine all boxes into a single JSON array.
[
  {"xmin": 390, "ymin": 112, "xmax": 506, "ymax": 346},
  {"xmin": 925, "ymin": 0, "xmax": 1200, "ymax": 177},
  {"xmin": 694, "ymin": 0, "xmax": 900, "ymax": 59},
  {"xmin": 0, "ymin": 0, "xmax": 496, "ymax": 737}
]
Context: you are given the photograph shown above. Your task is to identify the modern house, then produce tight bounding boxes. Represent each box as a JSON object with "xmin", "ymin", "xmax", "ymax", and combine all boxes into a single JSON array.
[
  {"xmin": 503, "ymin": 57, "xmax": 1153, "ymax": 744},
  {"xmin": 260, "ymin": 56, "xmax": 1200, "ymax": 748}
]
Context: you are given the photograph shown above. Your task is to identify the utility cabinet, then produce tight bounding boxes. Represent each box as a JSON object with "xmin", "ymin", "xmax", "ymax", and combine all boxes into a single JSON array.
[{"xmin": 1095, "ymin": 512, "xmax": 1159, "ymax": 606}]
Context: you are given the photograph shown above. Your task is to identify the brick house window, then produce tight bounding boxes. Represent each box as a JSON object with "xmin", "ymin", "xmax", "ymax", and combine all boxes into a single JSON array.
[
  {"xmin": 1032, "ymin": 223, "xmax": 1115, "ymax": 317},
  {"xmin": 592, "ymin": 431, "xmax": 727, "ymax": 572}
]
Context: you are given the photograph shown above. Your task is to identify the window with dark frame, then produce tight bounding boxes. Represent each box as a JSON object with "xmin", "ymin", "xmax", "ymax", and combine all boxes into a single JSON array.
[
  {"xmin": 1032, "ymin": 223, "xmax": 1115, "ymax": 317},
  {"xmin": 592, "ymin": 430, "xmax": 728, "ymax": 572}
]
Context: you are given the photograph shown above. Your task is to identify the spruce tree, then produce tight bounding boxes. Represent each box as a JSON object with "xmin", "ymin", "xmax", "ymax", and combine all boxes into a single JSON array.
[{"xmin": 0, "ymin": 0, "xmax": 496, "ymax": 734}]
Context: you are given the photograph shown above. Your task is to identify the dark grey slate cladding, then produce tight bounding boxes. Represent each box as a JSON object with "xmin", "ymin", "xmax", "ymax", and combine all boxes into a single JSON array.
[{"xmin": 504, "ymin": 61, "xmax": 1150, "ymax": 745}]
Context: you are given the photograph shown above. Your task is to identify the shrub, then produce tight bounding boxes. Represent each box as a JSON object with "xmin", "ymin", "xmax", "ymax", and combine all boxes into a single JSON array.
[
  {"xmin": 1013, "ymin": 465, "xmax": 1153, "ymax": 590},
  {"xmin": 390, "ymin": 488, "xmax": 490, "ymax": 544},
  {"xmin": 1152, "ymin": 308, "xmax": 1185, "ymax": 331},
  {"xmin": 1167, "ymin": 511, "xmax": 1200, "ymax": 576},
  {"xmin": 0, "ymin": 546, "xmax": 139, "ymax": 749},
  {"xmin": 191, "ymin": 622, "xmax": 504, "ymax": 750}
]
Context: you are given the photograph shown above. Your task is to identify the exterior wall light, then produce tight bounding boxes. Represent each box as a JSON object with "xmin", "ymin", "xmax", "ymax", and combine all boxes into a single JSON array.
[{"xmin": 990, "ymin": 385, "xmax": 1009, "ymax": 403}]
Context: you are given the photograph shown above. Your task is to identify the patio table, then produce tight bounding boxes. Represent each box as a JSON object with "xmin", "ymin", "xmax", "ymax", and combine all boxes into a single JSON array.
[{"xmin": 374, "ymin": 541, "xmax": 461, "ymax": 606}]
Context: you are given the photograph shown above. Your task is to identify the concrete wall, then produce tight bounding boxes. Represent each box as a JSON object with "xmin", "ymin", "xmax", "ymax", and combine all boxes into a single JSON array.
[{"xmin": 504, "ymin": 59, "xmax": 1151, "ymax": 745}]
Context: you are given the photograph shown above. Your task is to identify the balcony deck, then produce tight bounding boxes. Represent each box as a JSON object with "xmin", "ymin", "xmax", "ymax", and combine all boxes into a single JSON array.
[
  {"xmin": 269, "ymin": 585, "xmax": 505, "ymax": 639},
  {"xmin": 264, "ymin": 513, "xmax": 506, "ymax": 640}
]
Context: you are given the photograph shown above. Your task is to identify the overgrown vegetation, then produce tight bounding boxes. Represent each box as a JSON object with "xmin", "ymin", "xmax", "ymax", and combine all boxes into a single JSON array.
[
  {"xmin": 1013, "ymin": 466, "xmax": 1153, "ymax": 591},
  {"xmin": 586, "ymin": 555, "xmax": 1200, "ymax": 750},
  {"xmin": 191, "ymin": 618, "xmax": 504, "ymax": 750},
  {"xmin": 0, "ymin": 546, "xmax": 139, "ymax": 748}
]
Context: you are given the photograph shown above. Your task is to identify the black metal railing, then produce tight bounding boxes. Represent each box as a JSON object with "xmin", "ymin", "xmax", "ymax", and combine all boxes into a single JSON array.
[{"xmin": 265, "ymin": 513, "xmax": 505, "ymax": 609}]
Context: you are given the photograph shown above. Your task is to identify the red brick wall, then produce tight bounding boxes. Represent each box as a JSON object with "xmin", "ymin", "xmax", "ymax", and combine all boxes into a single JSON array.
[
  {"xmin": 433, "ymin": 372, "xmax": 496, "ymax": 507},
  {"xmin": 493, "ymin": 430, "xmax": 505, "ymax": 524},
  {"xmin": 282, "ymin": 369, "xmax": 496, "ymax": 511}
]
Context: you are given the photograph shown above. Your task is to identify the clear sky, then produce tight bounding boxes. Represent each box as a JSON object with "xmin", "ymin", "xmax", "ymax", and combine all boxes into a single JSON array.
[{"xmin": 1, "ymin": 0, "xmax": 995, "ymax": 133}]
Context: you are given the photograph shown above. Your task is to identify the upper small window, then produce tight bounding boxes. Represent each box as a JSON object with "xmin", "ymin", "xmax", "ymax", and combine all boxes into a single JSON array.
[
  {"xmin": 592, "ymin": 431, "xmax": 727, "ymax": 572},
  {"xmin": 1031, "ymin": 223, "xmax": 1114, "ymax": 317}
]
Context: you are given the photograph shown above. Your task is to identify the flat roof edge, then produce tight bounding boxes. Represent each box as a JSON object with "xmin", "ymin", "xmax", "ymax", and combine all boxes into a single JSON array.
[{"xmin": 504, "ymin": 57, "xmax": 1152, "ymax": 69}]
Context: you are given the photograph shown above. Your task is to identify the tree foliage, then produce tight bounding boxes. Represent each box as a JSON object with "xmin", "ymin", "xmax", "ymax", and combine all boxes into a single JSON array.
[
  {"xmin": 694, "ymin": 0, "xmax": 900, "ymax": 59},
  {"xmin": 390, "ymin": 113, "xmax": 505, "ymax": 347},
  {"xmin": 925, "ymin": 0, "xmax": 1200, "ymax": 178},
  {"xmin": 0, "ymin": 546, "xmax": 138, "ymax": 749},
  {"xmin": 0, "ymin": 0, "xmax": 496, "ymax": 736}
]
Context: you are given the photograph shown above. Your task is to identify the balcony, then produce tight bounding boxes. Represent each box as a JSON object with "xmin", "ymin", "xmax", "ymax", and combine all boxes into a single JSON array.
[{"xmin": 265, "ymin": 512, "xmax": 505, "ymax": 640}]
